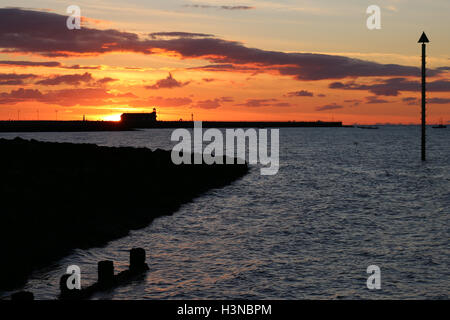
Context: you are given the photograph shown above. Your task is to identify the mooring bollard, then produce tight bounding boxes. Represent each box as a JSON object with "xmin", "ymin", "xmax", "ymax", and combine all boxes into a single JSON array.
[
  {"xmin": 11, "ymin": 291, "xmax": 34, "ymax": 301},
  {"xmin": 98, "ymin": 260, "xmax": 114, "ymax": 287},
  {"xmin": 59, "ymin": 274, "xmax": 81, "ymax": 299},
  {"xmin": 56, "ymin": 249, "xmax": 149, "ymax": 300},
  {"xmin": 59, "ymin": 274, "xmax": 71, "ymax": 295},
  {"xmin": 130, "ymin": 248, "xmax": 146, "ymax": 271},
  {"xmin": 130, "ymin": 247, "xmax": 149, "ymax": 272}
]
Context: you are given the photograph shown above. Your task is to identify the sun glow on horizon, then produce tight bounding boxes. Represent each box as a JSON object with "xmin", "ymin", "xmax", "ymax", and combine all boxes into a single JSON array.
[{"xmin": 102, "ymin": 113, "xmax": 122, "ymax": 121}]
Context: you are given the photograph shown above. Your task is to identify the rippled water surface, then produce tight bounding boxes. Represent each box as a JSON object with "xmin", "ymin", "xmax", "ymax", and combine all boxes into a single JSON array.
[{"xmin": 1, "ymin": 126, "xmax": 449, "ymax": 299}]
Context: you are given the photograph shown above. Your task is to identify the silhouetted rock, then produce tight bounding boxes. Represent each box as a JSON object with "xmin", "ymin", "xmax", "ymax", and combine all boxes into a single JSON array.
[{"xmin": 0, "ymin": 138, "xmax": 248, "ymax": 291}]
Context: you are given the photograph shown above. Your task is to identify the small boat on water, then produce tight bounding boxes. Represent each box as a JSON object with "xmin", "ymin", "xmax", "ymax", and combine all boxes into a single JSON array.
[
  {"xmin": 432, "ymin": 119, "xmax": 447, "ymax": 129},
  {"xmin": 357, "ymin": 126, "xmax": 379, "ymax": 129}
]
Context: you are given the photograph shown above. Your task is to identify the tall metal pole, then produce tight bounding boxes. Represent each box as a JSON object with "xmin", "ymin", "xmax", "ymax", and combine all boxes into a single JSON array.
[
  {"xmin": 418, "ymin": 32, "xmax": 429, "ymax": 161},
  {"xmin": 421, "ymin": 42, "xmax": 426, "ymax": 161}
]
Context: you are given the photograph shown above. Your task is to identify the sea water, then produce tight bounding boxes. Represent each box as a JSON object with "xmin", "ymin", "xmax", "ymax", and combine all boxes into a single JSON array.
[{"xmin": 0, "ymin": 126, "xmax": 448, "ymax": 299}]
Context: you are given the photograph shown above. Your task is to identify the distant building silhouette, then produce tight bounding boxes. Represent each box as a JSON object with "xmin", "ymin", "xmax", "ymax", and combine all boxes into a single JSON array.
[{"xmin": 121, "ymin": 108, "xmax": 157, "ymax": 126}]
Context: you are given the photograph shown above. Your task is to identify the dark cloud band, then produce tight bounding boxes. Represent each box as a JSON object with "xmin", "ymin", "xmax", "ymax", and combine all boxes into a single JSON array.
[{"xmin": 0, "ymin": 8, "xmax": 437, "ymax": 82}]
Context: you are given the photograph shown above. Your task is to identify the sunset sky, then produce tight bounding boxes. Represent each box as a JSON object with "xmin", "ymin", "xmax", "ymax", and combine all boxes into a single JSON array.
[{"xmin": 0, "ymin": 0, "xmax": 449, "ymax": 124}]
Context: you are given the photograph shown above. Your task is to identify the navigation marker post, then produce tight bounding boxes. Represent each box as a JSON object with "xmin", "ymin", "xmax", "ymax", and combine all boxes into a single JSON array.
[{"xmin": 418, "ymin": 32, "xmax": 429, "ymax": 161}]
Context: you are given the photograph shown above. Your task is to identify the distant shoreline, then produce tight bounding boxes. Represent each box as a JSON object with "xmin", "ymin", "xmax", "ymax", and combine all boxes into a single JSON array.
[{"xmin": 0, "ymin": 120, "xmax": 345, "ymax": 132}]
